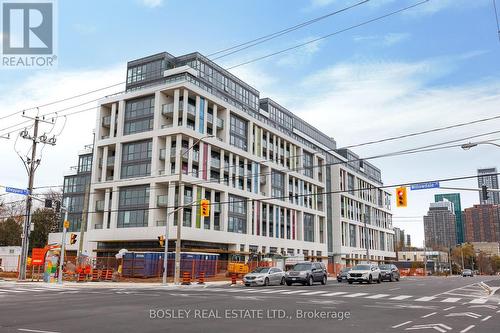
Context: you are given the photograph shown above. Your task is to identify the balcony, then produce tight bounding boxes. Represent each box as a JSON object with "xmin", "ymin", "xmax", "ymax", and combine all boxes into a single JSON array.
[
  {"xmin": 95, "ymin": 200, "xmax": 105, "ymax": 212},
  {"xmin": 187, "ymin": 103, "xmax": 196, "ymax": 116},
  {"xmin": 106, "ymin": 175, "xmax": 114, "ymax": 181},
  {"xmin": 94, "ymin": 224, "xmax": 103, "ymax": 229},
  {"xmin": 213, "ymin": 203, "xmax": 221, "ymax": 213},
  {"xmin": 161, "ymin": 123, "xmax": 173, "ymax": 129},
  {"xmin": 159, "ymin": 148, "xmax": 166, "ymax": 160},
  {"xmin": 156, "ymin": 220, "xmax": 167, "ymax": 226},
  {"xmin": 207, "ymin": 113, "xmax": 213, "ymax": 124},
  {"xmin": 175, "ymin": 195, "xmax": 193, "ymax": 206},
  {"xmin": 211, "ymin": 158, "xmax": 221, "ymax": 169},
  {"xmin": 102, "ymin": 116, "xmax": 111, "ymax": 127},
  {"xmin": 107, "ymin": 156, "xmax": 115, "ymax": 168},
  {"xmin": 216, "ymin": 117, "xmax": 224, "ymax": 129},
  {"xmin": 193, "ymin": 151, "xmax": 199, "ymax": 162},
  {"xmin": 157, "ymin": 195, "xmax": 168, "ymax": 207},
  {"xmin": 162, "ymin": 103, "xmax": 174, "ymax": 115}
]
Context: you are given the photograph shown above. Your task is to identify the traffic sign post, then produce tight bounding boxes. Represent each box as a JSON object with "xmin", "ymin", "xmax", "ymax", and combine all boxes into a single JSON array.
[{"xmin": 58, "ymin": 200, "xmax": 69, "ymax": 284}]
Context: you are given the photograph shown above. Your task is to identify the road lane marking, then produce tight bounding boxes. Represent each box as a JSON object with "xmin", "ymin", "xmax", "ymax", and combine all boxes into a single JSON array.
[
  {"xmin": 443, "ymin": 306, "xmax": 455, "ymax": 311},
  {"xmin": 301, "ymin": 291, "xmax": 328, "ymax": 295},
  {"xmin": 390, "ymin": 295, "xmax": 412, "ymax": 300},
  {"xmin": 343, "ymin": 293, "xmax": 368, "ymax": 298},
  {"xmin": 259, "ymin": 289, "xmax": 290, "ymax": 294},
  {"xmin": 18, "ymin": 329, "xmax": 61, "ymax": 333},
  {"xmin": 365, "ymin": 294, "xmax": 390, "ymax": 299},
  {"xmin": 281, "ymin": 290, "xmax": 309, "ymax": 294},
  {"xmin": 0, "ymin": 288, "xmax": 26, "ymax": 293},
  {"xmin": 460, "ymin": 325, "xmax": 475, "ymax": 333},
  {"xmin": 468, "ymin": 298, "xmax": 488, "ymax": 304},
  {"xmin": 415, "ymin": 296, "xmax": 436, "ymax": 302},
  {"xmin": 392, "ymin": 321, "xmax": 412, "ymax": 328},
  {"xmin": 321, "ymin": 292, "xmax": 348, "ymax": 296},
  {"xmin": 481, "ymin": 315, "xmax": 491, "ymax": 322},
  {"xmin": 421, "ymin": 312, "xmax": 437, "ymax": 318},
  {"xmin": 441, "ymin": 298, "xmax": 461, "ymax": 303}
]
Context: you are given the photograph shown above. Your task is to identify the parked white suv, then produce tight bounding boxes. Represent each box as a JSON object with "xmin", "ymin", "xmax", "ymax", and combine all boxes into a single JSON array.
[{"xmin": 347, "ymin": 264, "xmax": 381, "ymax": 284}]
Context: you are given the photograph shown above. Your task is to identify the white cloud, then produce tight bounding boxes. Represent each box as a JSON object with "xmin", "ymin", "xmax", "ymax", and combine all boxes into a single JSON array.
[
  {"xmin": 275, "ymin": 38, "xmax": 323, "ymax": 68},
  {"xmin": 354, "ymin": 32, "xmax": 410, "ymax": 46},
  {"xmin": 139, "ymin": 0, "xmax": 164, "ymax": 8},
  {"xmin": 0, "ymin": 65, "xmax": 124, "ymax": 191}
]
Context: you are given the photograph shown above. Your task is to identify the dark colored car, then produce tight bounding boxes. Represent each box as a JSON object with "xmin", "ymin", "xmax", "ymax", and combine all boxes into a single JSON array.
[
  {"xmin": 285, "ymin": 262, "xmax": 327, "ymax": 286},
  {"xmin": 337, "ymin": 268, "xmax": 350, "ymax": 282},
  {"xmin": 378, "ymin": 264, "xmax": 400, "ymax": 282}
]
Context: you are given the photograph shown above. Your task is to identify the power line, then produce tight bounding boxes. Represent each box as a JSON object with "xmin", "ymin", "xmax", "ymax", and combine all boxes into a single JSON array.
[
  {"xmin": 494, "ymin": 0, "xmax": 500, "ymax": 42},
  {"xmin": 0, "ymin": 82, "xmax": 124, "ymax": 122},
  {"xmin": 209, "ymin": 0, "xmax": 370, "ymax": 60},
  {"xmin": 6, "ymin": 171, "xmax": 498, "ymax": 218},
  {"xmin": 226, "ymin": 0, "xmax": 430, "ymax": 70}
]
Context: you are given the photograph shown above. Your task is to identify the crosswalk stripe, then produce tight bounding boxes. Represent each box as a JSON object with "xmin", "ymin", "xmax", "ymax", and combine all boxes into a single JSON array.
[
  {"xmin": 321, "ymin": 292, "xmax": 348, "ymax": 297},
  {"xmin": 260, "ymin": 289, "xmax": 290, "ymax": 294},
  {"xmin": 0, "ymin": 288, "xmax": 26, "ymax": 293},
  {"xmin": 343, "ymin": 293, "xmax": 368, "ymax": 298},
  {"xmin": 281, "ymin": 290, "xmax": 309, "ymax": 294},
  {"xmin": 301, "ymin": 291, "xmax": 328, "ymax": 296},
  {"xmin": 469, "ymin": 298, "xmax": 488, "ymax": 304},
  {"xmin": 365, "ymin": 294, "xmax": 390, "ymax": 299},
  {"xmin": 441, "ymin": 298, "xmax": 461, "ymax": 303},
  {"xmin": 415, "ymin": 296, "xmax": 436, "ymax": 302},
  {"xmin": 390, "ymin": 295, "xmax": 412, "ymax": 300}
]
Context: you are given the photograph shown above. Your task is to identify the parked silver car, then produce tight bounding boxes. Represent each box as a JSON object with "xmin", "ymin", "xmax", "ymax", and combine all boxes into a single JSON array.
[{"xmin": 243, "ymin": 267, "xmax": 286, "ymax": 286}]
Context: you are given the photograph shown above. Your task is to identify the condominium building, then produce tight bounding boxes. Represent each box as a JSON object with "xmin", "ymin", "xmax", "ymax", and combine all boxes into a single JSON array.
[
  {"xmin": 463, "ymin": 204, "xmax": 500, "ymax": 243},
  {"xmin": 393, "ymin": 227, "xmax": 405, "ymax": 251},
  {"xmin": 424, "ymin": 201, "xmax": 457, "ymax": 249},
  {"xmin": 477, "ymin": 168, "xmax": 499, "ymax": 205},
  {"xmin": 435, "ymin": 193, "xmax": 464, "ymax": 244},
  {"xmin": 48, "ymin": 51, "xmax": 395, "ymax": 264}
]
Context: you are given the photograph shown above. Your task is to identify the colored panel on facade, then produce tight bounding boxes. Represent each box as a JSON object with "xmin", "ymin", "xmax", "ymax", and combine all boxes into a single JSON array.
[
  {"xmin": 292, "ymin": 211, "xmax": 296, "ymax": 240},
  {"xmin": 253, "ymin": 162, "xmax": 260, "ymax": 194},
  {"xmin": 256, "ymin": 201, "xmax": 260, "ymax": 236},
  {"xmin": 202, "ymin": 143, "xmax": 208, "ymax": 180},
  {"xmin": 199, "ymin": 97, "xmax": 205, "ymax": 134}
]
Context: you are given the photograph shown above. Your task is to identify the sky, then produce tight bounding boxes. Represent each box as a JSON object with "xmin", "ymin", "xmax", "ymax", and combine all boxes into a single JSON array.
[{"xmin": 1, "ymin": 0, "xmax": 500, "ymax": 247}]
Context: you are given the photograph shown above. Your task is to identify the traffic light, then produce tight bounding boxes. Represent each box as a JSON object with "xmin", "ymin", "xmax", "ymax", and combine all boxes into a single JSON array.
[
  {"xmin": 44, "ymin": 199, "xmax": 53, "ymax": 208},
  {"xmin": 481, "ymin": 185, "xmax": 489, "ymax": 201},
  {"xmin": 396, "ymin": 187, "xmax": 407, "ymax": 207},
  {"xmin": 200, "ymin": 199, "xmax": 210, "ymax": 217},
  {"xmin": 70, "ymin": 233, "xmax": 77, "ymax": 245},
  {"xmin": 158, "ymin": 235, "xmax": 165, "ymax": 247}
]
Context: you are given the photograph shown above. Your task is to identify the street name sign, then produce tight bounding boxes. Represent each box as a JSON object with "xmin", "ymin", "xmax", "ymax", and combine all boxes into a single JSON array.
[
  {"xmin": 5, "ymin": 187, "xmax": 29, "ymax": 195},
  {"xmin": 410, "ymin": 182, "xmax": 440, "ymax": 191}
]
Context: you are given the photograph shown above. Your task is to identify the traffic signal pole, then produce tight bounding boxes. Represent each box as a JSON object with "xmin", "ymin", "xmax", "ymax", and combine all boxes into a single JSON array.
[{"xmin": 58, "ymin": 203, "xmax": 69, "ymax": 284}]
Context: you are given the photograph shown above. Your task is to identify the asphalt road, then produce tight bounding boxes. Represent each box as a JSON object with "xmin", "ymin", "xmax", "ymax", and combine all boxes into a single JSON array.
[{"xmin": 0, "ymin": 276, "xmax": 499, "ymax": 333}]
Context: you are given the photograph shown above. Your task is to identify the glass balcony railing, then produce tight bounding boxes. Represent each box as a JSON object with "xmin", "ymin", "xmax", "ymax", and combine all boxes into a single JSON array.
[
  {"xmin": 162, "ymin": 103, "xmax": 174, "ymax": 115},
  {"xmin": 160, "ymin": 148, "xmax": 166, "ymax": 160},
  {"xmin": 95, "ymin": 200, "xmax": 105, "ymax": 212},
  {"xmin": 193, "ymin": 151, "xmax": 199, "ymax": 162},
  {"xmin": 157, "ymin": 195, "xmax": 168, "ymax": 207},
  {"xmin": 107, "ymin": 156, "xmax": 115, "ymax": 167},
  {"xmin": 207, "ymin": 113, "xmax": 214, "ymax": 123},
  {"xmin": 102, "ymin": 116, "xmax": 111, "ymax": 127},
  {"xmin": 211, "ymin": 158, "xmax": 221, "ymax": 168},
  {"xmin": 216, "ymin": 117, "xmax": 224, "ymax": 128},
  {"xmin": 94, "ymin": 223, "xmax": 103, "ymax": 229},
  {"xmin": 156, "ymin": 220, "xmax": 167, "ymax": 226}
]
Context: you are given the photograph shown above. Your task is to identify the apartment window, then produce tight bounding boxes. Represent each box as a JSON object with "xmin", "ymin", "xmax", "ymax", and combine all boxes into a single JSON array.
[
  {"xmin": 271, "ymin": 170, "xmax": 285, "ymax": 200},
  {"xmin": 349, "ymin": 224, "xmax": 357, "ymax": 247},
  {"xmin": 304, "ymin": 213, "xmax": 314, "ymax": 242},
  {"xmin": 124, "ymin": 96, "xmax": 154, "ymax": 135},
  {"xmin": 229, "ymin": 114, "xmax": 248, "ymax": 151},
  {"xmin": 348, "ymin": 173, "xmax": 355, "ymax": 195},
  {"xmin": 126, "ymin": 59, "xmax": 165, "ymax": 85},
  {"xmin": 121, "ymin": 140, "xmax": 152, "ymax": 179},
  {"xmin": 303, "ymin": 152, "xmax": 313, "ymax": 178},
  {"xmin": 78, "ymin": 155, "xmax": 92, "ymax": 173},
  {"xmin": 228, "ymin": 194, "xmax": 246, "ymax": 234},
  {"xmin": 118, "ymin": 185, "xmax": 150, "ymax": 228}
]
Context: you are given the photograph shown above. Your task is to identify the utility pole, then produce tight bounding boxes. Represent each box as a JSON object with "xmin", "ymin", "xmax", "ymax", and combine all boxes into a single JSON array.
[
  {"xmin": 78, "ymin": 184, "xmax": 90, "ymax": 257},
  {"xmin": 362, "ymin": 211, "xmax": 370, "ymax": 263},
  {"xmin": 461, "ymin": 244, "xmax": 465, "ymax": 269},
  {"xmin": 18, "ymin": 115, "xmax": 57, "ymax": 281}
]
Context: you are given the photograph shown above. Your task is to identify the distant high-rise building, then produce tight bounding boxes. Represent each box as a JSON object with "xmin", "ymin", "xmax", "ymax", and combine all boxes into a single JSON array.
[
  {"xmin": 435, "ymin": 193, "xmax": 464, "ymax": 244},
  {"xmin": 424, "ymin": 201, "xmax": 457, "ymax": 249},
  {"xmin": 463, "ymin": 204, "xmax": 500, "ymax": 242},
  {"xmin": 393, "ymin": 227, "xmax": 405, "ymax": 250},
  {"xmin": 406, "ymin": 234, "xmax": 411, "ymax": 247},
  {"xmin": 477, "ymin": 168, "xmax": 499, "ymax": 204}
]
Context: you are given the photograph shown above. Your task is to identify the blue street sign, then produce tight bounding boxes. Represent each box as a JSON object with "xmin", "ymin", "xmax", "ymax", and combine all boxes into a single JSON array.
[
  {"xmin": 410, "ymin": 182, "xmax": 440, "ymax": 191},
  {"xmin": 5, "ymin": 187, "xmax": 29, "ymax": 195}
]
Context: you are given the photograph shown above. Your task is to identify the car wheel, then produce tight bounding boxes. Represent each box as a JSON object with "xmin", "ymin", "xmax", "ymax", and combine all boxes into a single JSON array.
[
  {"xmin": 286, "ymin": 282, "xmax": 292, "ymax": 286},
  {"xmin": 321, "ymin": 275, "xmax": 327, "ymax": 285},
  {"xmin": 377, "ymin": 275, "xmax": 381, "ymax": 284},
  {"xmin": 245, "ymin": 284, "xmax": 250, "ymax": 287},
  {"xmin": 337, "ymin": 279, "xmax": 342, "ymax": 283},
  {"xmin": 264, "ymin": 277, "xmax": 269, "ymax": 286},
  {"xmin": 390, "ymin": 274, "xmax": 394, "ymax": 282},
  {"xmin": 280, "ymin": 277, "xmax": 285, "ymax": 285},
  {"xmin": 348, "ymin": 281, "xmax": 353, "ymax": 284},
  {"xmin": 396, "ymin": 276, "xmax": 400, "ymax": 282},
  {"xmin": 307, "ymin": 276, "xmax": 313, "ymax": 286},
  {"xmin": 368, "ymin": 275, "xmax": 372, "ymax": 284}
]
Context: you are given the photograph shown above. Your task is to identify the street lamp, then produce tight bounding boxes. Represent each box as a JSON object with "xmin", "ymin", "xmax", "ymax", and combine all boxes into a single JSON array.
[
  {"xmin": 461, "ymin": 141, "xmax": 500, "ymax": 150},
  {"xmin": 168, "ymin": 134, "xmax": 214, "ymax": 285}
]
